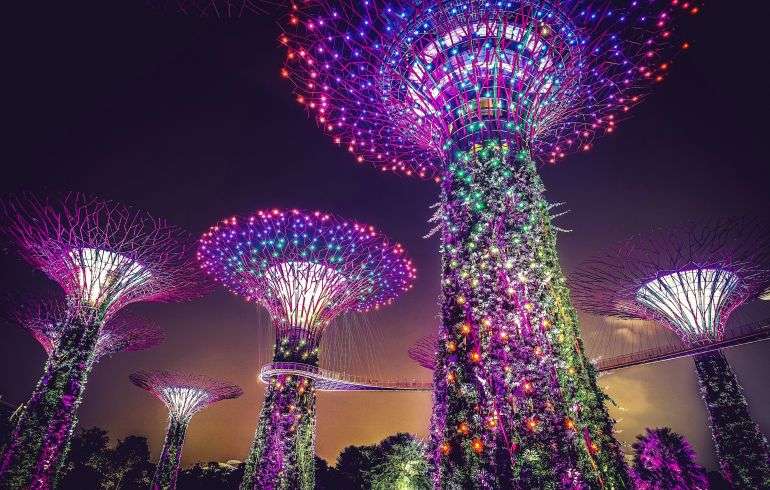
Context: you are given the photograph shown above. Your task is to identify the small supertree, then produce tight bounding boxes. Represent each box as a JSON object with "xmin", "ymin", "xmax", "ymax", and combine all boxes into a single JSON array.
[
  {"xmin": 630, "ymin": 428, "xmax": 708, "ymax": 490},
  {"xmin": 130, "ymin": 370, "xmax": 242, "ymax": 490},
  {"xmin": 0, "ymin": 193, "xmax": 205, "ymax": 489},
  {"xmin": 5, "ymin": 294, "xmax": 165, "ymax": 362},
  {"xmin": 198, "ymin": 208, "xmax": 416, "ymax": 490},
  {"xmin": 280, "ymin": 0, "xmax": 700, "ymax": 486},
  {"xmin": 571, "ymin": 218, "xmax": 770, "ymax": 488},
  {"xmin": 148, "ymin": 0, "xmax": 269, "ymax": 17}
]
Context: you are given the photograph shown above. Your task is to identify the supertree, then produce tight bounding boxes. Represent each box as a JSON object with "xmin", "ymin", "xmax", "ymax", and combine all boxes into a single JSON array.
[
  {"xmin": 570, "ymin": 218, "xmax": 770, "ymax": 489},
  {"xmin": 130, "ymin": 370, "xmax": 243, "ymax": 490},
  {"xmin": 630, "ymin": 427, "xmax": 708, "ymax": 490},
  {"xmin": 0, "ymin": 193, "xmax": 205, "ymax": 489},
  {"xmin": 148, "ymin": 0, "xmax": 272, "ymax": 17},
  {"xmin": 280, "ymin": 0, "xmax": 699, "ymax": 486},
  {"xmin": 4, "ymin": 294, "xmax": 165, "ymax": 362},
  {"xmin": 198, "ymin": 208, "xmax": 416, "ymax": 490}
]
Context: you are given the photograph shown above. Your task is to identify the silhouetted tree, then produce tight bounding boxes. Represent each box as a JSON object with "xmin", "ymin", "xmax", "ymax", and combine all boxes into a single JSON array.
[
  {"xmin": 104, "ymin": 435, "xmax": 153, "ymax": 489},
  {"xmin": 60, "ymin": 427, "xmax": 110, "ymax": 489},
  {"xmin": 631, "ymin": 427, "xmax": 708, "ymax": 490}
]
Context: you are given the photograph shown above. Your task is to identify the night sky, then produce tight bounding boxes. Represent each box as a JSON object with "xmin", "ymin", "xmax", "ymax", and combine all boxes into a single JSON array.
[{"xmin": 2, "ymin": 0, "xmax": 769, "ymax": 471}]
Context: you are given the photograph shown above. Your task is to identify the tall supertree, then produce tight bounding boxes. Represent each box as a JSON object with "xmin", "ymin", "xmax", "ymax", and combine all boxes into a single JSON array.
[
  {"xmin": 130, "ymin": 370, "xmax": 242, "ymax": 490},
  {"xmin": 570, "ymin": 218, "xmax": 770, "ymax": 489},
  {"xmin": 198, "ymin": 208, "xmax": 416, "ymax": 490},
  {"xmin": 630, "ymin": 427, "xmax": 708, "ymax": 490},
  {"xmin": 4, "ymin": 294, "xmax": 165, "ymax": 362},
  {"xmin": 280, "ymin": 0, "xmax": 699, "ymax": 486},
  {"xmin": 0, "ymin": 193, "xmax": 205, "ymax": 489}
]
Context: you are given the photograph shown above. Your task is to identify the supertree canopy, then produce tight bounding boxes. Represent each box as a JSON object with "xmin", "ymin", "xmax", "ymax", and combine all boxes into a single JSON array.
[
  {"xmin": 630, "ymin": 427, "xmax": 708, "ymax": 490},
  {"xmin": 570, "ymin": 218, "xmax": 770, "ymax": 344},
  {"xmin": 130, "ymin": 370, "xmax": 243, "ymax": 490},
  {"xmin": 571, "ymin": 218, "xmax": 770, "ymax": 488},
  {"xmin": 0, "ymin": 193, "xmax": 205, "ymax": 489},
  {"xmin": 198, "ymin": 208, "xmax": 416, "ymax": 490},
  {"xmin": 280, "ymin": 0, "xmax": 698, "ymax": 486},
  {"xmin": 6, "ymin": 294, "xmax": 165, "ymax": 361}
]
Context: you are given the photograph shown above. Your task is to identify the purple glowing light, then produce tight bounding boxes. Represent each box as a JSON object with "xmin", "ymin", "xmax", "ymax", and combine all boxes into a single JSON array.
[
  {"xmin": 571, "ymin": 218, "xmax": 770, "ymax": 343},
  {"xmin": 282, "ymin": 0, "xmax": 699, "ymax": 176},
  {"xmin": 6, "ymin": 294, "xmax": 165, "ymax": 360},
  {"xmin": 197, "ymin": 208, "xmax": 416, "ymax": 346},
  {"xmin": 1, "ymin": 193, "xmax": 208, "ymax": 322},
  {"xmin": 130, "ymin": 370, "xmax": 242, "ymax": 420}
]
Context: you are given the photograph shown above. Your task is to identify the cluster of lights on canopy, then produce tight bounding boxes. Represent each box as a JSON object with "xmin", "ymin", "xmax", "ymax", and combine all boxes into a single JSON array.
[
  {"xmin": 130, "ymin": 370, "xmax": 242, "ymax": 421},
  {"xmin": 281, "ymin": 0, "xmax": 699, "ymax": 177},
  {"xmin": 197, "ymin": 209, "xmax": 416, "ymax": 331}
]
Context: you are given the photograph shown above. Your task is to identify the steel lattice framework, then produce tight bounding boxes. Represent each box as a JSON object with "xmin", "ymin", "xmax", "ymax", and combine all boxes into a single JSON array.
[
  {"xmin": 2, "ymin": 193, "xmax": 206, "ymax": 323},
  {"xmin": 198, "ymin": 208, "xmax": 416, "ymax": 352},
  {"xmin": 570, "ymin": 218, "xmax": 770, "ymax": 343},
  {"xmin": 6, "ymin": 295, "xmax": 165, "ymax": 361},
  {"xmin": 130, "ymin": 370, "xmax": 243, "ymax": 420},
  {"xmin": 0, "ymin": 193, "xmax": 207, "ymax": 489},
  {"xmin": 281, "ymin": 0, "xmax": 699, "ymax": 176}
]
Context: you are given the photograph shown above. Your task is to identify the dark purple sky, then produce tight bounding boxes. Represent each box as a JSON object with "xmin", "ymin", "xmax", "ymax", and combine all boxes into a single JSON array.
[{"xmin": 1, "ymin": 0, "xmax": 769, "ymax": 470}]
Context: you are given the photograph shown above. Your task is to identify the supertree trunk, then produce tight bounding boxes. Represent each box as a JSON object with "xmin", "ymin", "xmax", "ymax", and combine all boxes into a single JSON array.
[
  {"xmin": 241, "ymin": 373, "xmax": 316, "ymax": 490},
  {"xmin": 0, "ymin": 317, "xmax": 100, "ymax": 489},
  {"xmin": 430, "ymin": 140, "xmax": 629, "ymax": 488},
  {"xmin": 694, "ymin": 350, "xmax": 770, "ymax": 489},
  {"xmin": 152, "ymin": 415, "xmax": 189, "ymax": 490}
]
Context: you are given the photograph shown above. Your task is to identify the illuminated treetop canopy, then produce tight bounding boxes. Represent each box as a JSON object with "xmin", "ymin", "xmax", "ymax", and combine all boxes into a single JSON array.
[
  {"xmin": 282, "ymin": 0, "xmax": 699, "ymax": 177},
  {"xmin": 6, "ymin": 295, "xmax": 165, "ymax": 360},
  {"xmin": 148, "ymin": 0, "xmax": 268, "ymax": 17},
  {"xmin": 130, "ymin": 370, "xmax": 242, "ymax": 421},
  {"xmin": 197, "ymin": 209, "xmax": 416, "ymax": 333},
  {"xmin": 1, "ymin": 193, "xmax": 208, "ymax": 321},
  {"xmin": 570, "ymin": 218, "xmax": 770, "ymax": 343}
]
